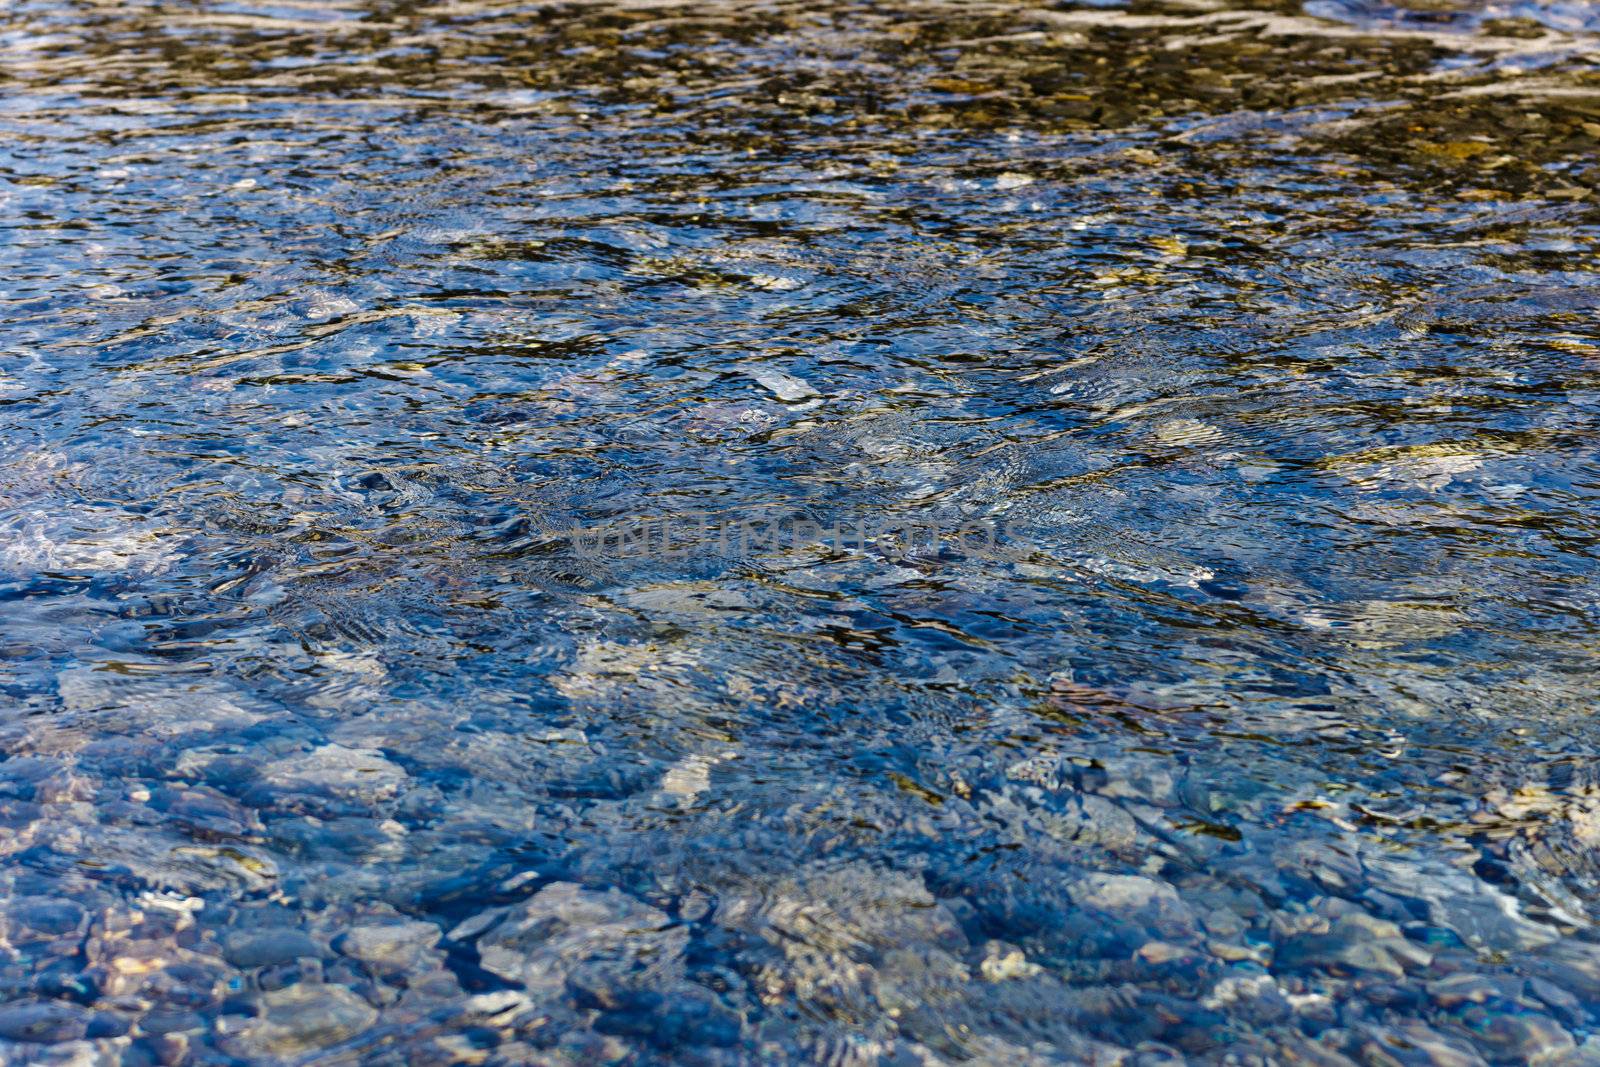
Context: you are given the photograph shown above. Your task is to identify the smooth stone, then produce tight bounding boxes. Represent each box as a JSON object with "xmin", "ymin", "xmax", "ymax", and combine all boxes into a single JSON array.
[
  {"xmin": 335, "ymin": 921, "xmax": 441, "ymax": 966},
  {"xmin": 1275, "ymin": 1036, "xmax": 1361, "ymax": 1066},
  {"xmin": 0, "ymin": 1001, "xmax": 90, "ymax": 1043},
  {"xmin": 4, "ymin": 898, "xmax": 85, "ymax": 940},
  {"xmin": 1332, "ymin": 912, "xmax": 1402, "ymax": 941},
  {"xmin": 474, "ymin": 882, "xmax": 686, "ymax": 1003},
  {"xmin": 1475, "ymin": 1014, "xmax": 1575, "ymax": 1064},
  {"xmin": 1426, "ymin": 972, "xmax": 1500, "ymax": 1007},
  {"xmin": 260, "ymin": 745, "xmax": 407, "ymax": 804},
  {"xmin": 138, "ymin": 1009, "xmax": 205, "ymax": 1036},
  {"xmin": 1275, "ymin": 932, "xmax": 1404, "ymax": 980},
  {"xmin": 1524, "ymin": 976, "xmax": 1584, "ymax": 1027},
  {"xmin": 748, "ymin": 368, "xmax": 819, "ymax": 402},
  {"xmin": 247, "ymin": 984, "xmax": 377, "ymax": 1057},
  {"xmin": 1527, "ymin": 942, "xmax": 1600, "ymax": 1000},
  {"xmin": 447, "ymin": 906, "xmax": 509, "ymax": 943},
  {"xmin": 223, "ymin": 929, "xmax": 323, "ymax": 969},
  {"xmin": 1359, "ymin": 1022, "xmax": 1486, "ymax": 1067},
  {"xmin": 1070, "ymin": 873, "xmax": 1182, "ymax": 914}
]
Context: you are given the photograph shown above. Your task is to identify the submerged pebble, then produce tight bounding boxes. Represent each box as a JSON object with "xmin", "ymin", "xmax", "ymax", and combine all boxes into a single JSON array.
[
  {"xmin": 233, "ymin": 984, "xmax": 378, "ymax": 1058},
  {"xmin": 0, "ymin": 1002, "xmax": 90, "ymax": 1044},
  {"xmin": 474, "ymin": 882, "xmax": 686, "ymax": 1005}
]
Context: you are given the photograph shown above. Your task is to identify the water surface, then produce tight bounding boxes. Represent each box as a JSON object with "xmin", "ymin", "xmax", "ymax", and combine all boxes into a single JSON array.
[{"xmin": 2, "ymin": 0, "xmax": 1600, "ymax": 1062}]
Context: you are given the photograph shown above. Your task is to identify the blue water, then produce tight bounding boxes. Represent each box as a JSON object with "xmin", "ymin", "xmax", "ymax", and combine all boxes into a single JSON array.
[{"xmin": 2, "ymin": 0, "xmax": 1600, "ymax": 1062}]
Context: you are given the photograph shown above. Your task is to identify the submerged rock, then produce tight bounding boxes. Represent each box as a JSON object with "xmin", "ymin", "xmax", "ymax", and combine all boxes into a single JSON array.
[
  {"xmin": 1275, "ymin": 931, "xmax": 1405, "ymax": 981},
  {"xmin": 1, "ymin": 897, "xmax": 86, "ymax": 945},
  {"xmin": 237, "ymin": 983, "xmax": 377, "ymax": 1058},
  {"xmin": 1473, "ymin": 1013, "xmax": 1575, "ymax": 1064},
  {"xmin": 0, "ymin": 1001, "xmax": 90, "ymax": 1043},
  {"xmin": 223, "ymin": 929, "xmax": 324, "ymax": 970},
  {"xmin": 335, "ymin": 920, "xmax": 442, "ymax": 969},
  {"xmin": 258, "ymin": 745, "xmax": 408, "ymax": 806},
  {"xmin": 472, "ymin": 882, "xmax": 687, "ymax": 1007},
  {"xmin": 748, "ymin": 368, "xmax": 820, "ymax": 403},
  {"xmin": 1069, "ymin": 873, "xmax": 1196, "ymax": 941}
]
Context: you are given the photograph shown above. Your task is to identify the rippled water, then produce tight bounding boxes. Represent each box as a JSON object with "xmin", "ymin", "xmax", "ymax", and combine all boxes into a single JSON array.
[{"xmin": 2, "ymin": 0, "xmax": 1600, "ymax": 1062}]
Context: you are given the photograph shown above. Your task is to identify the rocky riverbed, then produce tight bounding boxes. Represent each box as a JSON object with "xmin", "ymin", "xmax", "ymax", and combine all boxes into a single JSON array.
[{"xmin": 2, "ymin": 0, "xmax": 1600, "ymax": 1062}]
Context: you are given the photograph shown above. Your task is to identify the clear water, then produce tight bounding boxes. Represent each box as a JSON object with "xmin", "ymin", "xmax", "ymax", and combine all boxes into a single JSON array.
[{"xmin": 2, "ymin": 0, "xmax": 1600, "ymax": 1062}]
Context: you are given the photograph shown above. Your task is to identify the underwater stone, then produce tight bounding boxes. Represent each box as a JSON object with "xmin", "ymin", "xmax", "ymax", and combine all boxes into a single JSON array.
[
  {"xmin": 0, "ymin": 1001, "xmax": 90, "ymax": 1043},
  {"xmin": 2, "ymin": 897, "xmax": 85, "ymax": 943},
  {"xmin": 222, "ymin": 929, "xmax": 323, "ymax": 970},
  {"xmin": 259, "ymin": 744, "xmax": 407, "ymax": 805},
  {"xmin": 335, "ymin": 921, "xmax": 442, "ymax": 968},
  {"xmin": 1274, "ymin": 931, "xmax": 1405, "ymax": 981},
  {"xmin": 474, "ymin": 882, "xmax": 687, "ymax": 1003},
  {"xmin": 1474, "ymin": 1014, "xmax": 1575, "ymax": 1065},
  {"xmin": 241, "ymin": 983, "xmax": 377, "ymax": 1058}
]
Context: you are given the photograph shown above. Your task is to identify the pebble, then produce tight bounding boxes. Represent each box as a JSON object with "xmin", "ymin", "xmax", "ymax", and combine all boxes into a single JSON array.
[
  {"xmin": 980, "ymin": 943, "xmax": 1043, "ymax": 982},
  {"xmin": 335, "ymin": 921, "xmax": 442, "ymax": 968},
  {"xmin": 258, "ymin": 745, "xmax": 408, "ymax": 805},
  {"xmin": 472, "ymin": 882, "xmax": 687, "ymax": 1004},
  {"xmin": 748, "ymin": 368, "xmax": 820, "ymax": 402},
  {"xmin": 1474, "ymin": 1014, "xmax": 1575, "ymax": 1064},
  {"xmin": 240, "ymin": 984, "xmax": 378, "ymax": 1058},
  {"xmin": 223, "ymin": 929, "xmax": 323, "ymax": 969},
  {"xmin": 1356, "ymin": 1022, "xmax": 1484, "ymax": 1067},
  {"xmin": 0, "ymin": 1002, "xmax": 90, "ymax": 1043},
  {"xmin": 1524, "ymin": 976, "xmax": 1584, "ymax": 1027},
  {"xmin": 3, "ymin": 898, "xmax": 85, "ymax": 942},
  {"xmin": 1425, "ymin": 972, "xmax": 1500, "ymax": 1008},
  {"xmin": 1274, "ymin": 931, "xmax": 1404, "ymax": 980},
  {"xmin": 1070, "ymin": 873, "xmax": 1180, "ymax": 914}
]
